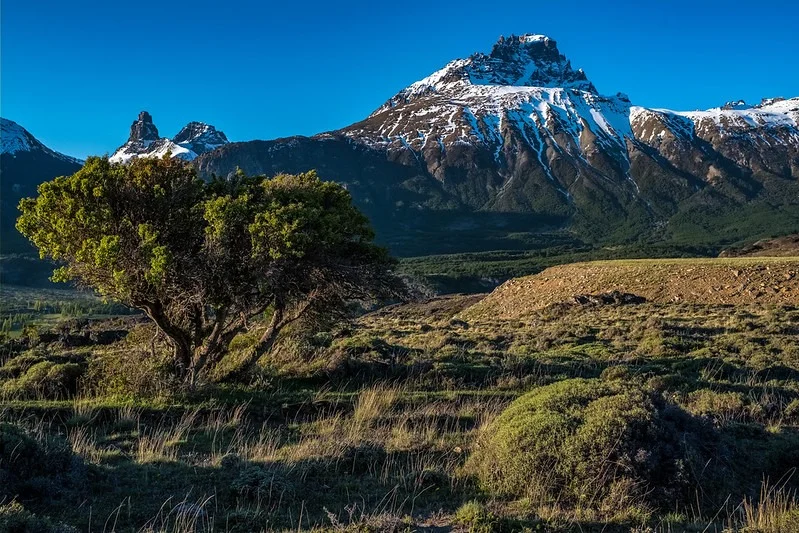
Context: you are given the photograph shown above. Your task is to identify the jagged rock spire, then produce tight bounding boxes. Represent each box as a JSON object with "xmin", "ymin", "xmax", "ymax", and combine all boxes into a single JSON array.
[{"xmin": 128, "ymin": 111, "xmax": 160, "ymax": 143}]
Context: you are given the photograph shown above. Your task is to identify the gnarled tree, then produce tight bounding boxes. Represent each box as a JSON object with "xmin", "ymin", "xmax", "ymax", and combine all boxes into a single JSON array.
[{"xmin": 17, "ymin": 156, "xmax": 403, "ymax": 385}]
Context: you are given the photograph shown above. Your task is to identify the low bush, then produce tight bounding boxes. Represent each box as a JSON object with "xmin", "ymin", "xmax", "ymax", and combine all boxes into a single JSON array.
[
  {"xmin": 684, "ymin": 389, "xmax": 748, "ymax": 423},
  {"xmin": 0, "ymin": 352, "xmax": 47, "ymax": 379},
  {"xmin": 0, "ymin": 360, "xmax": 83, "ymax": 399},
  {"xmin": 467, "ymin": 378, "xmax": 718, "ymax": 515},
  {"xmin": 454, "ymin": 500, "xmax": 498, "ymax": 533}
]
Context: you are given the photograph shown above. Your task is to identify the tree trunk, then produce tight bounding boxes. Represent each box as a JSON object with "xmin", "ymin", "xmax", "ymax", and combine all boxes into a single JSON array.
[
  {"xmin": 226, "ymin": 307, "xmax": 284, "ymax": 381},
  {"xmin": 173, "ymin": 342, "xmax": 194, "ymax": 382},
  {"xmin": 186, "ymin": 309, "xmax": 230, "ymax": 386},
  {"xmin": 141, "ymin": 302, "xmax": 193, "ymax": 382}
]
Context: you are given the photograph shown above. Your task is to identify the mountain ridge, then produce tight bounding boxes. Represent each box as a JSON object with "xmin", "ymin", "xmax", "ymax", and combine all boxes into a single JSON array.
[
  {"xmin": 191, "ymin": 34, "xmax": 797, "ymax": 253},
  {"xmin": 1, "ymin": 118, "xmax": 84, "ymax": 255},
  {"xmin": 1, "ymin": 117, "xmax": 84, "ymax": 165}
]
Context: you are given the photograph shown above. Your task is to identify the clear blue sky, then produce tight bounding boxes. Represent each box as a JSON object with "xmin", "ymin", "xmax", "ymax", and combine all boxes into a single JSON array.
[{"xmin": 2, "ymin": 0, "xmax": 798, "ymax": 159}]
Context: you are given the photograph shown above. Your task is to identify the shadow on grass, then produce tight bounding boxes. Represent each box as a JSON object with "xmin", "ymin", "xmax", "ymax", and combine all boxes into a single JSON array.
[{"xmin": 26, "ymin": 444, "xmax": 464, "ymax": 532}]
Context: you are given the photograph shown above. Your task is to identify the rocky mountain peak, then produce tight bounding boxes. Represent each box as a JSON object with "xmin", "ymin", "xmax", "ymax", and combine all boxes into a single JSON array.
[
  {"xmin": 173, "ymin": 121, "xmax": 229, "ymax": 154},
  {"xmin": 110, "ymin": 113, "xmax": 229, "ymax": 163},
  {"xmin": 467, "ymin": 33, "xmax": 594, "ymax": 91},
  {"xmin": 1, "ymin": 118, "xmax": 38, "ymax": 154},
  {"xmin": 377, "ymin": 33, "xmax": 597, "ymax": 113},
  {"xmin": 128, "ymin": 110, "xmax": 160, "ymax": 143}
]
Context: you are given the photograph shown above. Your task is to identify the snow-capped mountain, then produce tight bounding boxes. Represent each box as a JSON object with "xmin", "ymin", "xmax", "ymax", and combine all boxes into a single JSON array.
[
  {"xmin": 629, "ymin": 97, "xmax": 798, "ymax": 188},
  {"xmin": 1, "ymin": 118, "xmax": 84, "ymax": 253},
  {"xmin": 341, "ymin": 34, "xmax": 636, "ymax": 207},
  {"xmin": 1, "ymin": 118, "xmax": 83, "ymax": 165},
  {"xmin": 197, "ymin": 34, "xmax": 798, "ymax": 252},
  {"xmin": 109, "ymin": 112, "xmax": 228, "ymax": 163}
]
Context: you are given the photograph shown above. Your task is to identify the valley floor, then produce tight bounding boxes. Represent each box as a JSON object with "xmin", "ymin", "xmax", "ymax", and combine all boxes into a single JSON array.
[{"xmin": 2, "ymin": 259, "xmax": 799, "ymax": 532}]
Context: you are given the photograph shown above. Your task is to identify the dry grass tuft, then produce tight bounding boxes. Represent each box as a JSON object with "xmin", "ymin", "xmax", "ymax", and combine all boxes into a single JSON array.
[
  {"xmin": 135, "ymin": 409, "xmax": 200, "ymax": 463},
  {"xmin": 729, "ymin": 479, "xmax": 799, "ymax": 532}
]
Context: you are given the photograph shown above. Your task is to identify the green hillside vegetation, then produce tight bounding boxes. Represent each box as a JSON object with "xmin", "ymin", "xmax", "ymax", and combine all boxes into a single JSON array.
[{"xmin": 2, "ymin": 257, "xmax": 799, "ymax": 531}]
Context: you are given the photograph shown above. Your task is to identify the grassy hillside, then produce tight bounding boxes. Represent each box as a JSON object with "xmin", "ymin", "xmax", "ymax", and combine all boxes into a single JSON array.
[
  {"xmin": 465, "ymin": 257, "xmax": 799, "ymax": 319},
  {"xmin": 397, "ymin": 242, "xmax": 723, "ymax": 294},
  {"xmin": 1, "ymin": 257, "xmax": 798, "ymax": 531}
]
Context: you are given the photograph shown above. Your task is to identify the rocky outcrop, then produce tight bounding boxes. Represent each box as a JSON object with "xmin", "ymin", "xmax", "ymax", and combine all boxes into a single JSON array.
[
  {"xmin": 127, "ymin": 111, "xmax": 160, "ymax": 143},
  {"xmin": 110, "ymin": 112, "xmax": 228, "ymax": 163}
]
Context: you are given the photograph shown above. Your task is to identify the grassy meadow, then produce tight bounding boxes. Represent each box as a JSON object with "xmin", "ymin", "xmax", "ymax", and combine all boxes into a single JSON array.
[{"xmin": 2, "ymin": 258, "xmax": 799, "ymax": 532}]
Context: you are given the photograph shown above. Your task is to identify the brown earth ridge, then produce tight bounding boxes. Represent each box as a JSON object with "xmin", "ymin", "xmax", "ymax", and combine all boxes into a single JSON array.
[
  {"xmin": 464, "ymin": 257, "xmax": 799, "ymax": 319},
  {"xmin": 720, "ymin": 233, "xmax": 799, "ymax": 257}
]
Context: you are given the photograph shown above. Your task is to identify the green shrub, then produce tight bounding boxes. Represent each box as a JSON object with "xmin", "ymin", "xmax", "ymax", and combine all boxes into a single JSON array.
[
  {"xmin": 684, "ymin": 389, "xmax": 747, "ymax": 423},
  {"xmin": 0, "ymin": 352, "xmax": 46, "ymax": 379},
  {"xmin": 600, "ymin": 364, "xmax": 634, "ymax": 381},
  {"xmin": 0, "ymin": 361, "xmax": 83, "ymax": 399},
  {"xmin": 0, "ymin": 501, "xmax": 78, "ymax": 533},
  {"xmin": 453, "ymin": 501, "xmax": 498, "ymax": 533},
  {"xmin": 467, "ymin": 378, "xmax": 716, "ymax": 515}
]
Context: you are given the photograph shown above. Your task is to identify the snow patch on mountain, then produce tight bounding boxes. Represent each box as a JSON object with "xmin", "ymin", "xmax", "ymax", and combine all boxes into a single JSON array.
[
  {"xmin": 660, "ymin": 97, "xmax": 799, "ymax": 131},
  {"xmin": 110, "ymin": 139, "xmax": 196, "ymax": 163},
  {"xmin": 1, "ymin": 117, "xmax": 83, "ymax": 164},
  {"xmin": 1, "ymin": 118, "xmax": 34, "ymax": 154},
  {"xmin": 349, "ymin": 33, "xmax": 631, "ymax": 160}
]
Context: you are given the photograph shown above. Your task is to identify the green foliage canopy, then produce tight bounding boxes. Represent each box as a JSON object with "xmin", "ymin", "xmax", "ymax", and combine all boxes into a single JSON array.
[{"xmin": 17, "ymin": 156, "xmax": 401, "ymax": 385}]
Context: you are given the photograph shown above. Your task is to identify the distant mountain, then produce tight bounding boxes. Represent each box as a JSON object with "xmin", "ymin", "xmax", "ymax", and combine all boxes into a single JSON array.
[
  {"xmin": 9, "ymin": 35, "xmax": 798, "ymax": 261},
  {"xmin": 109, "ymin": 111, "xmax": 228, "ymax": 163},
  {"xmin": 194, "ymin": 34, "xmax": 799, "ymax": 255},
  {"xmin": 1, "ymin": 118, "xmax": 83, "ymax": 254}
]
